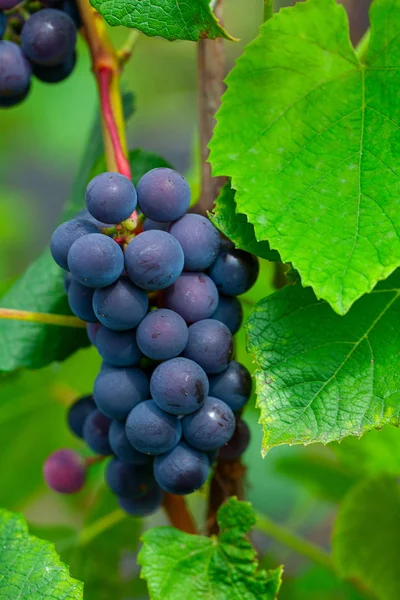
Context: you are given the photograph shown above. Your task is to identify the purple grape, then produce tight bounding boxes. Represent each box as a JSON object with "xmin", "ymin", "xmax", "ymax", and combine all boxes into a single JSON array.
[
  {"xmin": 209, "ymin": 361, "xmax": 252, "ymax": 412},
  {"xmin": 153, "ymin": 442, "xmax": 209, "ymax": 495},
  {"xmin": 92, "ymin": 276, "xmax": 148, "ymax": 330},
  {"xmin": 33, "ymin": 50, "xmax": 76, "ymax": 83},
  {"xmin": 137, "ymin": 168, "xmax": 190, "ymax": 222},
  {"xmin": 62, "ymin": 0, "xmax": 81, "ymax": 28},
  {"xmin": 109, "ymin": 420, "xmax": 152, "ymax": 465},
  {"xmin": 125, "ymin": 400, "xmax": 182, "ymax": 455},
  {"xmin": 93, "ymin": 364, "xmax": 149, "ymax": 420},
  {"xmin": 67, "ymin": 394, "xmax": 95, "ymax": 438},
  {"xmin": 0, "ymin": 84, "xmax": 31, "ymax": 108},
  {"xmin": 50, "ymin": 218, "xmax": 98, "ymax": 270},
  {"xmin": 86, "ymin": 172, "xmax": 137, "ymax": 224},
  {"xmin": 150, "ymin": 357, "xmax": 208, "ymax": 416},
  {"xmin": 182, "ymin": 397, "xmax": 235, "ymax": 451},
  {"xmin": 86, "ymin": 322, "xmax": 100, "ymax": 345},
  {"xmin": 96, "ymin": 326, "xmax": 142, "ymax": 367},
  {"xmin": 21, "ymin": 9, "xmax": 76, "ymax": 66},
  {"xmin": 163, "ymin": 272, "xmax": 218, "ymax": 323},
  {"xmin": 136, "ymin": 309, "xmax": 188, "ymax": 361},
  {"xmin": 143, "ymin": 218, "xmax": 170, "ymax": 232},
  {"xmin": 208, "ymin": 244, "xmax": 259, "ymax": 296},
  {"xmin": 184, "ymin": 319, "xmax": 233, "ymax": 374},
  {"xmin": 67, "ymin": 233, "xmax": 124, "ymax": 288},
  {"xmin": 64, "ymin": 272, "xmax": 72, "ymax": 293},
  {"xmin": 118, "ymin": 483, "xmax": 163, "ymax": 516},
  {"xmin": 0, "ymin": 0, "xmax": 20, "ymax": 8},
  {"xmin": 67, "ymin": 279, "xmax": 97, "ymax": 322},
  {"xmin": 83, "ymin": 409, "xmax": 113, "ymax": 455},
  {"xmin": 0, "ymin": 41, "xmax": 31, "ymax": 99},
  {"xmin": 210, "ymin": 295, "xmax": 243, "ymax": 335},
  {"xmin": 43, "ymin": 449, "xmax": 86, "ymax": 494},
  {"xmin": 169, "ymin": 214, "xmax": 220, "ymax": 271},
  {"xmin": 106, "ymin": 458, "xmax": 155, "ymax": 497},
  {"xmin": 219, "ymin": 419, "xmax": 250, "ymax": 461}
]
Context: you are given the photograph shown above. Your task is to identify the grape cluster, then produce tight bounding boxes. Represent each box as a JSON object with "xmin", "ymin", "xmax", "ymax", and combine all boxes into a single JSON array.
[
  {"xmin": 0, "ymin": 0, "xmax": 79, "ymax": 108},
  {"xmin": 44, "ymin": 168, "xmax": 258, "ymax": 516}
]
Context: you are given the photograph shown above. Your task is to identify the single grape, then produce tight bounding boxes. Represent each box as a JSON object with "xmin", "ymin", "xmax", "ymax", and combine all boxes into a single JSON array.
[
  {"xmin": 182, "ymin": 397, "xmax": 235, "ymax": 451},
  {"xmin": 64, "ymin": 271, "xmax": 72, "ymax": 293},
  {"xmin": 0, "ymin": 13, "xmax": 6, "ymax": 39},
  {"xmin": 0, "ymin": 41, "xmax": 32, "ymax": 99},
  {"xmin": 93, "ymin": 276, "xmax": 148, "ymax": 330},
  {"xmin": 209, "ymin": 361, "xmax": 252, "ymax": 412},
  {"xmin": 67, "ymin": 279, "xmax": 97, "ymax": 322},
  {"xmin": 21, "ymin": 9, "xmax": 76, "ymax": 66},
  {"xmin": 163, "ymin": 272, "xmax": 218, "ymax": 323},
  {"xmin": 67, "ymin": 394, "xmax": 96, "ymax": 438},
  {"xmin": 124, "ymin": 230, "xmax": 184, "ymax": 291},
  {"xmin": 109, "ymin": 420, "xmax": 152, "ymax": 465},
  {"xmin": 86, "ymin": 322, "xmax": 100, "ymax": 345},
  {"xmin": 75, "ymin": 207, "xmax": 113, "ymax": 229},
  {"xmin": 62, "ymin": 0, "xmax": 81, "ymax": 28},
  {"xmin": 33, "ymin": 51, "xmax": 76, "ymax": 83},
  {"xmin": 184, "ymin": 319, "xmax": 233, "ymax": 375},
  {"xmin": 219, "ymin": 419, "xmax": 250, "ymax": 461},
  {"xmin": 125, "ymin": 400, "xmax": 182, "ymax": 455},
  {"xmin": 43, "ymin": 449, "xmax": 86, "ymax": 493},
  {"xmin": 0, "ymin": 0, "xmax": 19, "ymax": 10},
  {"xmin": 169, "ymin": 214, "xmax": 220, "ymax": 271},
  {"xmin": 50, "ymin": 218, "xmax": 98, "ymax": 270},
  {"xmin": 153, "ymin": 442, "xmax": 209, "ymax": 495},
  {"xmin": 210, "ymin": 294, "xmax": 243, "ymax": 335},
  {"xmin": 150, "ymin": 357, "xmax": 208, "ymax": 416},
  {"xmin": 0, "ymin": 85, "xmax": 30, "ymax": 108},
  {"xmin": 137, "ymin": 168, "xmax": 190, "ymax": 222},
  {"xmin": 208, "ymin": 244, "xmax": 259, "ymax": 296},
  {"xmin": 94, "ymin": 364, "xmax": 149, "ymax": 421},
  {"xmin": 83, "ymin": 409, "xmax": 113, "ymax": 455},
  {"xmin": 86, "ymin": 172, "xmax": 137, "ymax": 225},
  {"xmin": 106, "ymin": 458, "xmax": 155, "ymax": 497},
  {"xmin": 118, "ymin": 483, "xmax": 163, "ymax": 516},
  {"xmin": 96, "ymin": 326, "xmax": 141, "ymax": 367},
  {"xmin": 143, "ymin": 218, "xmax": 170, "ymax": 232},
  {"xmin": 136, "ymin": 309, "xmax": 188, "ymax": 361},
  {"xmin": 68, "ymin": 233, "xmax": 124, "ymax": 288}
]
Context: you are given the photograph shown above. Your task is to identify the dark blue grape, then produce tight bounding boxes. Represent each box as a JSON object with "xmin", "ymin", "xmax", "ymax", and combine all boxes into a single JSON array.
[
  {"xmin": 83, "ymin": 409, "xmax": 113, "ymax": 455},
  {"xmin": 143, "ymin": 218, "xmax": 170, "ymax": 232},
  {"xmin": 33, "ymin": 50, "xmax": 76, "ymax": 83},
  {"xmin": 0, "ymin": 13, "xmax": 6, "ymax": 39},
  {"xmin": 86, "ymin": 172, "xmax": 137, "ymax": 225},
  {"xmin": 210, "ymin": 294, "xmax": 243, "ymax": 335},
  {"xmin": 125, "ymin": 230, "xmax": 184, "ymax": 291},
  {"xmin": 125, "ymin": 400, "xmax": 182, "ymax": 455},
  {"xmin": 86, "ymin": 322, "xmax": 100, "ymax": 345},
  {"xmin": 50, "ymin": 218, "xmax": 98, "ymax": 270},
  {"xmin": 67, "ymin": 279, "xmax": 97, "ymax": 322},
  {"xmin": 62, "ymin": 0, "xmax": 81, "ymax": 28},
  {"xmin": 118, "ymin": 484, "xmax": 163, "ymax": 516},
  {"xmin": 93, "ymin": 364, "xmax": 149, "ymax": 420},
  {"xmin": 0, "ymin": 84, "xmax": 30, "ymax": 108},
  {"xmin": 169, "ymin": 214, "xmax": 220, "ymax": 271},
  {"xmin": 219, "ymin": 419, "xmax": 250, "ymax": 461},
  {"xmin": 96, "ymin": 326, "xmax": 141, "ymax": 367},
  {"xmin": 76, "ymin": 207, "xmax": 113, "ymax": 229},
  {"xmin": 150, "ymin": 357, "xmax": 208, "ymax": 416},
  {"xmin": 163, "ymin": 272, "xmax": 218, "ymax": 323},
  {"xmin": 68, "ymin": 233, "xmax": 124, "ymax": 288},
  {"xmin": 43, "ymin": 449, "xmax": 86, "ymax": 494},
  {"xmin": 106, "ymin": 458, "xmax": 155, "ymax": 497},
  {"xmin": 92, "ymin": 276, "xmax": 148, "ymax": 330},
  {"xmin": 64, "ymin": 272, "xmax": 72, "ymax": 293},
  {"xmin": 136, "ymin": 309, "xmax": 188, "ymax": 361},
  {"xmin": 208, "ymin": 244, "xmax": 259, "ymax": 296},
  {"xmin": 182, "ymin": 397, "xmax": 235, "ymax": 451},
  {"xmin": 67, "ymin": 394, "xmax": 95, "ymax": 438},
  {"xmin": 109, "ymin": 420, "xmax": 152, "ymax": 465},
  {"xmin": 0, "ymin": 0, "xmax": 20, "ymax": 8},
  {"xmin": 21, "ymin": 9, "xmax": 76, "ymax": 66},
  {"xmin": 184, "ymin": 319, "xmax": 233, "ymax": 375},
  {"xmin": 209, "ymin": 361, "xmax": 252, "ymax": 412},
  {"xmin": 153, "ymin": 442, "xmax": 209, "ymax": 495},
  {"xmin": 137, "ymin": 168, "xmax": 190, "ymax": 222},
  {"xmin": 0, "ymin": 41, "xmax": 31, "ymax": 99}
]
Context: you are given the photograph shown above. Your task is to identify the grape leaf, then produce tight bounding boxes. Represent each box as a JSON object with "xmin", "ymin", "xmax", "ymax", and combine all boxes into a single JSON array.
[
  {"xmin": 0, "ymin": 509, "xmax": 83, "ymax": 599},
  {"xmin": 211, "ymin": 182, "xmax": 281, "ymax": 261},
  {"xmin": 209, "ymin": 0, "xmax": 400, "ymax": 315},
  {"xmin": 246, "ymin": 270, "xmax": 400, "ymax": 451},
  {"xmin": 138, "ymin": 497, "xmax": 283, "ymax": 600},
  {"xmin": 332, "ymin": 474, "xmax": 400, "ymax": 600},
  {"xmin": 90, "ymin": 0, "xmax": 233, "ymax": 42}
]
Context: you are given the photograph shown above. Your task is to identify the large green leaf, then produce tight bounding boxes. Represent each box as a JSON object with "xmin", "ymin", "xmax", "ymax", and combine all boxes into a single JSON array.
[
  {"xmin": 139, "ymin": 497, "xmax": 283, "ymax": 600},
  {"xmin": 332, "ymin": 474, "xmax": 400, "ymax": 600},
  {"xmin": 246, "ymin": 270, "xmax": 400, "ymax": 451},
  {"xmin": 90, "ymin": 0, "xmax": 233, "ymax": 41},
  {"xmin": 210, "ymin": 0, "xmax": 400, "ymax": 315},
  {"xmin": 0, "ymin": 509, "xmax": 83, "ymax": 599}
]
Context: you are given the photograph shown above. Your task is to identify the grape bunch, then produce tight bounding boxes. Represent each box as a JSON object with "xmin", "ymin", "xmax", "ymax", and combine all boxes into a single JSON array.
[
  {"xmin": 0, "ymin": 0, "xmax": 79, "ymax": 108},
  {"xmin": 44, "ymin": 167, "xmax": 258, "ymax": 516}
]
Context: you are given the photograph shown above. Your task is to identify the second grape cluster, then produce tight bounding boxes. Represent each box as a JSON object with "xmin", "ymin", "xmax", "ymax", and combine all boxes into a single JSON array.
[{"xmin": 46, "ymin": 168, "xmax": 259, "ymax": 516}]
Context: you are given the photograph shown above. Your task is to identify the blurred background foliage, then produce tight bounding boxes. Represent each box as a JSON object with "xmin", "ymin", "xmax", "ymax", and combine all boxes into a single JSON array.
[{"xmin": 2, "ymin": 1, "xmax": 397, "ymax": 600}]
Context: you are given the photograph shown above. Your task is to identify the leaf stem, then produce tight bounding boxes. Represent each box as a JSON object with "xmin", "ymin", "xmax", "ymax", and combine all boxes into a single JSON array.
[
  {"xmin": 118, "ymin": 30, "xmax": 140, "ymax": 66},
  {"xmin": 0, "ymin": 308, "xmax": 86, "ymax": 328},
  {"xmin": 355, "ymin": 28, "xmax": 370, "ymax": 62},
  {"xmin": 263, "ymin": 0, "xmax": 274, "ymax": 22}
]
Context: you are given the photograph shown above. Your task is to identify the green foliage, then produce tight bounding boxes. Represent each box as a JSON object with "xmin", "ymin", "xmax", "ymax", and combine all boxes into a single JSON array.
[
  {"xmin": 139, "ymin": 497, "xmax": 283, "ymax": 600},
  {"xmin": 0, "ymin": 509, "xmax": 83, "ymax": 599},
  {"xmin": 332, "ymin": 474, "xmax": 400, "ymax": 600},
  {"xmin": 247, "ymin": 270, "xmax": 400, "ymax": 451},
  {"xmin": 90, "ymin": 0, "xmax": 233, "ymax": 41},
  {"xmin": 210, "ymin": 0, "xmax": 400, "ymax": 315}
]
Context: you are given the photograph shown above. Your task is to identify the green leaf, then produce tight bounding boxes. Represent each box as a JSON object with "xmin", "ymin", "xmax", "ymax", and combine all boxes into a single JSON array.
[
  {"xmin": 0, "ymin": 509, "xmax": 83, "ymax": 599},
  {"xmin": 210, "ymin": 0, "xmax": 400, "ymax": 315},
  {"xmin": 332, "ymin": 474, "xmax": 400, "ymax": 600},
  {"xmin": 90, "ymin": 148, "xmax": 172, "ymax": 185},
  {"xmin": 90, "ymin": 0, "xmax": 233, "ymax": 42},
  {"xmin": 246, "ymin": 270, "xmax": 400, "ymax": 451},
  {"xmin": 138, "ymin": 497, "xmax": 283, "ymax": 600},
  {"xmin": 211, "ymin": 182, "xmax": 281, "ymax": 261}
]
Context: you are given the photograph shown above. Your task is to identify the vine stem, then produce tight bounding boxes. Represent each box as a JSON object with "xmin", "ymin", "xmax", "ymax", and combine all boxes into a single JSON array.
[
  {"xmin": 0, "ymin": 308, "xmax": 86, "ymax": 328},
  {"xmin": 263, "ymin": 0, "xmax": 274, "ymax": 22}
]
